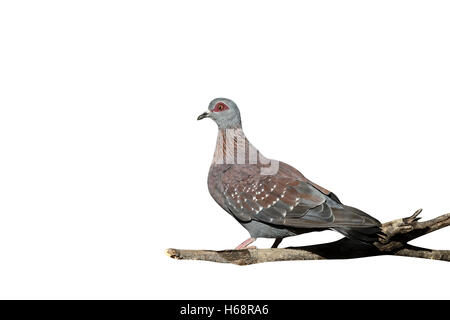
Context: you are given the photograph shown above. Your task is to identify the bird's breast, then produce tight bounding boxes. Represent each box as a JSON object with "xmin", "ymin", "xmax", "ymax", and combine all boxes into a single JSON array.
[{"xmin": 207, "ymin": 164, "xmax": 231, "ymax": 210}]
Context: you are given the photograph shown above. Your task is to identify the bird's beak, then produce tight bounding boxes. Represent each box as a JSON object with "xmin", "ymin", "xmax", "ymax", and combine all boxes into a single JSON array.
[{"xmin": 197, "ymin": 111, "xmax": 210, "ymax": 120}]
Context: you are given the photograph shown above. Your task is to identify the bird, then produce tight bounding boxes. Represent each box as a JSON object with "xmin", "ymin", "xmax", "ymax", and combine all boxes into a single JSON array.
[{"xmin": 197, "ymin": 98, "xmax": 381, "ymax": 249}]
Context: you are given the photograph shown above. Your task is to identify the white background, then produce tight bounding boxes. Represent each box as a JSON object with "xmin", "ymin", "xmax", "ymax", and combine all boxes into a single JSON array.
[{"xmin": 1, "ymin": 1, "xmax": 449, "ymax": 299}]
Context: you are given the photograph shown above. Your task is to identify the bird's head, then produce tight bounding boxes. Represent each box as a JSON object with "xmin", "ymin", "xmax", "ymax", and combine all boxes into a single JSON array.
[{"xmin": 197, "ymin": 98, "xmax": 242, "ymax": 129}]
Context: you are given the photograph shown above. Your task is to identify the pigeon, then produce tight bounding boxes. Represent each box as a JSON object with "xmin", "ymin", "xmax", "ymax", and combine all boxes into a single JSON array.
[{"xmin": 197, "ymin": 98, "xmax": 381, "ymax": 249}]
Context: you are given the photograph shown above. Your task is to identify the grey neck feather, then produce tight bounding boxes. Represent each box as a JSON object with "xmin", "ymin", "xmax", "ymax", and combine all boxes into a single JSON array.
[{"xmin": 215, "ymin": 114, "xmax": 242, "ymax": 129}]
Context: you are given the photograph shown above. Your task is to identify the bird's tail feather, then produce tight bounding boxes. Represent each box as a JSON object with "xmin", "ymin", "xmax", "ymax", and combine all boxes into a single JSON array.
[
  {"xmin": 333, "ymin": 225, "xmax": 382, "ymax": 244},
  {"xmin": 332, "ymin": 205, "xmax": 382, "ymax": 244}
]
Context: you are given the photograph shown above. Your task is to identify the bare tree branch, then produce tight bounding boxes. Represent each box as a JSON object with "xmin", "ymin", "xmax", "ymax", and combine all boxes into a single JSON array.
[{"xmin": 166, "ymin": 210, "xmax": 450, "ymax": 265}]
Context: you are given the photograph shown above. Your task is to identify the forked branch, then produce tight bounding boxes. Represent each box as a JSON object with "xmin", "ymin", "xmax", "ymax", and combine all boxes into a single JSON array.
[{"xmin": 166, "ymin": 210, "xmax": 450, "ymax": 265}]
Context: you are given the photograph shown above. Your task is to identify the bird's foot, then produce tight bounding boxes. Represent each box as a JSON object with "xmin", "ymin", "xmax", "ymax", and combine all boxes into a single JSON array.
[
  {"xmin": 234, "ymin": 237, "xmax": 256, "ymax": 250},
  {"xmin": 271, "ymin": 238, "xmax": 283, "ymax": 248}
]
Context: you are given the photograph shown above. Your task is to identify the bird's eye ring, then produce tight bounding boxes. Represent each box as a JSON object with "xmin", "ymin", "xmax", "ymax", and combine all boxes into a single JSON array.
[{"xmin": 213, "ymin": 102, "xmax": 229, "ymax": 112}]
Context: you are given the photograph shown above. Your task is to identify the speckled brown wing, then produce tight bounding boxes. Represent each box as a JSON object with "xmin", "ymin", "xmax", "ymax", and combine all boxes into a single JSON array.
[
  {"xmin": 221, "ymin": 164, "xmax": 340, "ymax": 228},
  {"xmin": 219, "ymin": 163, "xmax": 382, "ymax": 230}
]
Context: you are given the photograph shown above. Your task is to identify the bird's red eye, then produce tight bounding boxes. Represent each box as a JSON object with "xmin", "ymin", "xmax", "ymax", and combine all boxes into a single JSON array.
[{"xmin": 213, "ymin": 102, "xmax": 229, "ymax": 112}]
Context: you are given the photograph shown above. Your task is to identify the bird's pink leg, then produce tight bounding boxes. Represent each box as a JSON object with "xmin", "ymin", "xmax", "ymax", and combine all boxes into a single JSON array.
[{"xmin": 235, "ymin": 237, "xmax": 256, "ymax": 250}]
